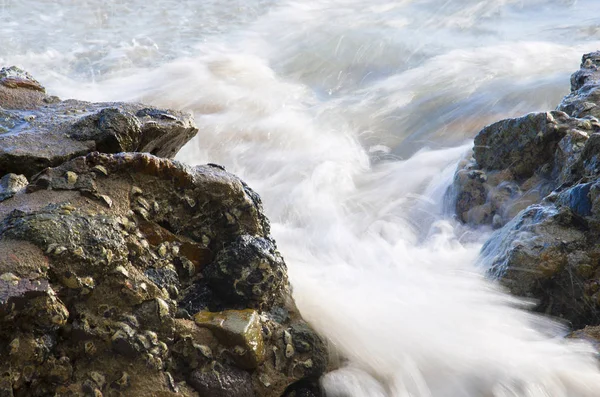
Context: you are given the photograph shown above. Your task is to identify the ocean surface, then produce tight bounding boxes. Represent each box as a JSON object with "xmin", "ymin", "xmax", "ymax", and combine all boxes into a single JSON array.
[{"xmin": 3, "ymin": 0, "xmax": 600, "ymax": 395}]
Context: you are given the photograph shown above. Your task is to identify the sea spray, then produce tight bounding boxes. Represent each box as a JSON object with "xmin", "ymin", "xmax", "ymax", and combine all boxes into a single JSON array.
[{"xmin": 5, "ymin": 0, "xmax": 600, "ymax": 395}]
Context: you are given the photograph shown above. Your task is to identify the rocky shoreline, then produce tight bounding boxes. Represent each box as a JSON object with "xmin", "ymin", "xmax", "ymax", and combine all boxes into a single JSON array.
[
  {"xmin": 0, "ymin": 67, "xmax": 329, "ymax": 396},
  {"xmin": 6, "ymin": 50, "xmax": 600, "ymax": 395},
  {"xmin": 450, "ymin": 52, "xmax": 600, "ymax": 336}
]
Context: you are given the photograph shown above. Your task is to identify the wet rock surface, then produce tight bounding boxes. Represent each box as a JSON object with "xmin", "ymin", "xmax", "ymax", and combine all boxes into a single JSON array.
[
  {"xmin": 0, "ymin": 70, "xmax": 197, "ymax": 178},
  {"xmin": 454, "ymin": 52, "xmax": 600, "ymax": 330},
  {"xmin": 0, "ymin": 68, "xmax": 329, "ymax": 397}
]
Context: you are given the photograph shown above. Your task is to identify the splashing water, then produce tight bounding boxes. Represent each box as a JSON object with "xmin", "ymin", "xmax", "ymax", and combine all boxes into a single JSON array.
[{"xmin": 4, "ymin": 0, "xmax": 600, "ymax": 395}]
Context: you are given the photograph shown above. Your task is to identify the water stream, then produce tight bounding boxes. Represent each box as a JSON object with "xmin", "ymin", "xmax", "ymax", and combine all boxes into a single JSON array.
[{"xmin": 3, "ymin": 0, "xmax": 600, "ymax": 395}]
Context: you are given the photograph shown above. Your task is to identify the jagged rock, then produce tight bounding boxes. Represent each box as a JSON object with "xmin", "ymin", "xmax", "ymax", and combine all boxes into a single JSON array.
[
  {"xmin": 194, "ymin": 309, "xmax": 265, "ymax": 369},
  {"xmin": 470, "ymin": 53, "xmax": 600, "ymax": 328},
  {"xmin": 481, "ymin": 205, "xmax": 598, "ymax": 327},
  {"xmin": 449, "ymin": 159, "xmax": 551, "ymax": 227},
  {"xmin": 204, "ymin": 235, "xmax": 288, "ymax": 309},
  {"xmin": 0, "ymin": 150, "xmax": 329, "ymax": 396},
  {"xmin": 0, "ymin": 66, "xmax": 48, "ymax": 110},
  {"xmin": 554, "ymin": 127, "xmax": 590, "ymax": 185},
  {"xmin": 0, "ymin": 174, "xmax": 28, "ymax": 202},
  {"xmin": 449, "ymin": 66, "xmax": 600, "ymax": 228},
  {"xmin": 473, "ymin": 111, "xmax": 569, "ymax": 179},
  {"xmin": 0, "ymin": 66, "xmax": 198, "ymax": 178},
  {"xmin": 0, "ymin": 100, "xmax": 197, "ymax": 178},
  {"xmin": 559, "ymin": 51, "xmax": 600, "ymax": 119},
  {"xmin": 570, "ymin": 52, "xmax": 600, "ymax": 92},
  {"xmin": 0, "ymin": 275, "xmax": 69, "ymax": 332}
]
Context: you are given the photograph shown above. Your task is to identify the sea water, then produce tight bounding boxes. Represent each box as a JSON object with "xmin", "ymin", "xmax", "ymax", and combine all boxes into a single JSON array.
[{"xmin": 3, "ymin": 0, "xmax": 600, "ymax": 395}]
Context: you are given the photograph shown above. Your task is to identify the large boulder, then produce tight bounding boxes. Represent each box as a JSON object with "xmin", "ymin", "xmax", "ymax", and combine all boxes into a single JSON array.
[
  {"xmin": 0, "ymin": 151, "xmax": 329, "ymax": 397},
  {"xmin": 449, "ymin": 111, "xmax": 598, "ymax": 228},
  {"xmin": 448, "ymin": 52, "xmax": 600, "ymax": 229},
  {"xmin": 457, "ymin": 52, "xmax": 600, "ymax": 330},
  {"xmin": 0, "ymin": 69, "xmax": 329, "ymax": 397}
]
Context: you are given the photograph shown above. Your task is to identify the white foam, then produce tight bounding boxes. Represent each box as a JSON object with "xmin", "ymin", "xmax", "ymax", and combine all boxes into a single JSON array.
[{"xmin": 4, "ymin": 0, "xmax": 600, "ymax": 395}]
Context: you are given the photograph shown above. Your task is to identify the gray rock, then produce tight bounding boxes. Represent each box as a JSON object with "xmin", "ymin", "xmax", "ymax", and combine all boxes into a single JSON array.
[
  {"xmin": 449, "ymin": 55, "xmax": 600, "ymax": 228},
  {"xmin": 0, "ymin": 174, "xmax": 28, "ymax": 202},
  {"xmin": 0, "ymin": 99, "xmax": 197, "ymax": 178},
  {"xmin": 481, "ymin": 205, "xmax": 595, "ymax": 327},
  {"xmin": 560, "ymin": 52, "xmax": 600, "ymax": 119},
  {"xmin": 454, "ymin": 53, "xmax": 600, "ymax": 330},
  {"xmin": 569, "ymin": 52, "xmax": 600, "ymax": 92},
  {"xmin": 189, "ymin": 364, "xmax": 255, "ymax": 397},
  {"xmin": 474, "ymin": 111, "xmax": 569, "ymax": 179},
  {"xmin": 0, "ymin": 66, "xmax": 47, "ymax": 110}
]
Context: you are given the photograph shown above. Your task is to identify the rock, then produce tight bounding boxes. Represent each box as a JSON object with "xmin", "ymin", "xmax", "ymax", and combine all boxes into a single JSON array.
[
  {"xmin": 470, "ymin": 53, "xmax": 600, "ymax": 328},
  {"xmin": 0, "ymin": 148, "xmax": 329, "ymax": 396},
  {"xmin": 204, "ymin": 235, "xmax": 288, "ymax": 309},
  {"xmin": 0, "ymin": 66, "xmax": 47, "ymax": 110},
  {"xmin": 481, "ymin": 205, "xmax": 596, "ymax": 327},
  {"xmin": 0, "ymin": 276, "xmax": 69, "ymax": 332},
  {"xmin": 282, "ymin": 378, "xmax": 324, "ymax": 397},
  {"xmin": 449, "ymin": 58, "xmax": 600, "ymax": 228},
  {"xmin": 570, "ymin": 51, "xmax": 600, "ymax": 91},
  {"xmin": 473, "ymin": 111, "xmax": 569, "ymax": 179},
  {"xmin": 451, "ymin": 168, "xmax": 488, "ymax": 224},
  {"xmin": 554, "ymin": 127, "xmax": 590, "ymax": 185},
  {"xmin": 0, "ymin": 174, "xmax": 28, "ymax": 202},
  {"xmin": 571, "ymin": 132, "xmax": 600, "ymax": 180},
  {"xmin": 0, "ymin": 66, "xmax": 197, "ymax": 178},
  {"xmin": 559, "ymin": 52, "xmax": 600, "ymax": 119},
  {"xmin": 0, "ymin": 67, "xmax": 329, "ymax": 397},
  {"xmin": 194, "ymin": 309, "xmax": 265, "ymax": 369},
  {"xmin": 556, "ymin": 183, "xmax": 593, "ymax": 217},
  {"xmin": 189, "ymin": 364, "xmax": 255, "ymax": 397},
  {"xmin": 568, "ymin": 325, "xmax": 600, "ymax": 354}
]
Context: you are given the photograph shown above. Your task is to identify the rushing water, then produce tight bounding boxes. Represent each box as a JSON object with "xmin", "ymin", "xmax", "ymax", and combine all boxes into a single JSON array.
[{"xmin": 4, "ymin": 0, "xmax": 600, "ymax": 395}]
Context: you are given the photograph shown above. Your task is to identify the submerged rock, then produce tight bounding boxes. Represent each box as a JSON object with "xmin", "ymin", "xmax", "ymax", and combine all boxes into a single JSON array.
[{"xmin": 0, "ymin": 68, "xmax": 329, "ymax": 397}]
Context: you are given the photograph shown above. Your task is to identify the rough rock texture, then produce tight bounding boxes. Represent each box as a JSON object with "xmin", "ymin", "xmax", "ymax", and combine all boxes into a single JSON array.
[
  {"xmin": 0, "ymin": 68, "xmax": 329, "ymax": 397},
  {"xmin": 0, "ymin": 66, "xmax": 48, "ymax": 110},
  {"xmin": 0, "ymin": 67, "xmax": 198, "ymax": 178},
  {"xmin": 448, "ymin": 110, "xmax": 599, "ymax": 228},
  {"xmin": 454, "ymin": 52, "xmax": 600, "ymax": 329}
]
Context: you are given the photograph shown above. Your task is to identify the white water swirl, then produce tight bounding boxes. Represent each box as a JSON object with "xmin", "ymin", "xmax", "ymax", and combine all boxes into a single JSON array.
[{"xmin": 3, "ymin": 0, "xmax": 600, "ymax": 395}]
